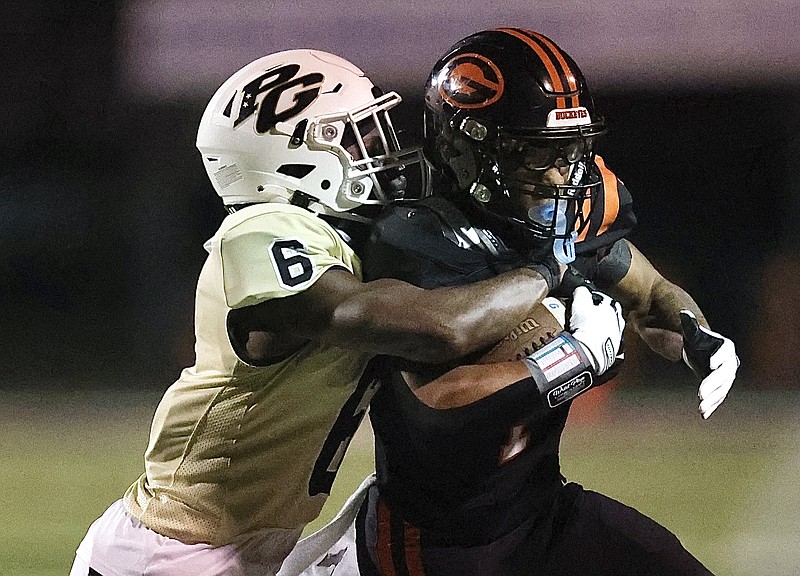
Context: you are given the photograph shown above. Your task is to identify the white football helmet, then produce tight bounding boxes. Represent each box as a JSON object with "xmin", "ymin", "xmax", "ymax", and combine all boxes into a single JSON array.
[{"xmin": 196, "ymin": 49, "xmax": 424, "ymax": 219}]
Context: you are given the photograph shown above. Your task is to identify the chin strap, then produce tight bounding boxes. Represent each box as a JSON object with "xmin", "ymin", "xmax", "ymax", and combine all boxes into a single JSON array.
[
  {"xmin": 553, "ymin": 209, "xmax": 577, "ymax": 264},
  {"xmin": 553, "ymin": 232, "xmax": 577, "ymax": 264},
  {"xmin": 550, "ymin": 202, "xmax": 577, "ymax": 263},
  {"xmin": 290, "ymin": 190, "xmax": 316, "ymax": 209},
  {"xmin": 551, "ymin": 162, "xmax": 588, "ymax": 264}
]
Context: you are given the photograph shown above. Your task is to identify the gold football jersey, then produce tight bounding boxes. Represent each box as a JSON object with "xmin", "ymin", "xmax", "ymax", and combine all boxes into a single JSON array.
[{"xmin": 124, "ymin": 204, "xmax": 376, "ymax": 548}]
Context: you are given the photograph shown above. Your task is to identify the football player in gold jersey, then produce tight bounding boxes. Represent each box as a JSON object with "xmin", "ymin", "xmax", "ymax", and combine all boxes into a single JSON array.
[{"xmin": 69, "ymin": 49, "xmax": 622, "ymax": 576}]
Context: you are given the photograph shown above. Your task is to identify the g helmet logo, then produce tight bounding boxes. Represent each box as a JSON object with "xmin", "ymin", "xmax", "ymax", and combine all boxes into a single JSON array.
[
  {"xmin": 232, "ymin": 64, "xmax": 324, "ymax": 133},
  {"xmin": 439, "ymin": 53, "xmax": 504, "ymax": 109}
]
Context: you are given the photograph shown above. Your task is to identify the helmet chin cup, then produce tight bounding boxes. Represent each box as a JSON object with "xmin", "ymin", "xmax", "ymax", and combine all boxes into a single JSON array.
[
  {"xmin": 527, "ymin": 201, "xmax": 577, "ymax": 263},
  {"xmin": 553, "ymin": 234, "xmax": 577, "ymax": 264}
]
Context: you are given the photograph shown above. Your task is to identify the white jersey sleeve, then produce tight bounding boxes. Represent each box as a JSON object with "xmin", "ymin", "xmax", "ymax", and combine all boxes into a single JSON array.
[{"xmin": 213, "ymin": 203, "xmax": 361, "ymax": 308}]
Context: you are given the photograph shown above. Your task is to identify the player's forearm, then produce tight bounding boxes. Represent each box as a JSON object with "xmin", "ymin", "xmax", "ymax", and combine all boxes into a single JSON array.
[
  {"xmin": 612, "ymin": 241, "xmax": 708, "ymax": 361},
  {"xmin": 651, "ymin": 275, "xmax": 707, "ymax": 330},
  {"xmin": 628, "ymin": 276, "xmax": 707, "ymax": 361},
  {"xmin": 331, "ymin": 268, "xmax": 550, "ymax": 362},
  {"xmin": 413, "ymin": 362, "xmax": 532, "ymax": 408},
  {"xmin": 431, "ymin": 267, "xmax": 552, "ymax": 355}
]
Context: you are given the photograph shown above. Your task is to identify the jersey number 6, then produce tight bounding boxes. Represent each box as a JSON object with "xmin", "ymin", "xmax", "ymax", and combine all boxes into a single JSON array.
[{"xmin": 270, "ymin": 239, "xmax": 314, "ymax": 288}]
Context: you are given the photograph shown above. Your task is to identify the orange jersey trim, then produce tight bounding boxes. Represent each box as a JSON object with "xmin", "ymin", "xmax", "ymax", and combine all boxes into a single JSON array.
[
  {"xmin": 576, "ymin": 156, "xmax": 620, "ymax": 243},
  {"xmin": 375, "ymin": 500, "xmax": 427, "ymax": 576},
  {"xmin": 576, "ymin": 195, "xmax": 593, "ymax": 243},
  {"xmin": 376, "ymin": 500, "xmax": 397, "ymax": 576},
  {"xmin": 595, "ymin": 156, "xmax": 620, "ymax": 236},
  {"xmin": 404, "ymin": 522, "xmax": 426, "ymax": 576}
]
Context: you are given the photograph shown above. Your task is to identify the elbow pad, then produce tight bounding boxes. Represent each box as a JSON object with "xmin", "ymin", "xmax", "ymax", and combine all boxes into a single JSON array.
[{"xmin": 523, "ymin": 332, "xmax": 610, "ymax": 409}]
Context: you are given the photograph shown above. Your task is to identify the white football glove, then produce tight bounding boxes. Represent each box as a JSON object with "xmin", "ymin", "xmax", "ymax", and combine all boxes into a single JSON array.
[
  {"xmin": 569, "ymin": 286, "xmax": 625, "ymax": 375},
  {"xmin": 680, "ymin": 310, "xmax": 739, "ymax": 419}
]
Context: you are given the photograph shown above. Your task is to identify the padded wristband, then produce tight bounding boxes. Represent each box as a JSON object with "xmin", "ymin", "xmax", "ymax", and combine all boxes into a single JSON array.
[
  {"xmin": 526, "ymin": 262, "xmax": 559, "ymax": 292},
  {"xmin": 522, "ymin": 332, "xmax": 596, "ymax": 408}
]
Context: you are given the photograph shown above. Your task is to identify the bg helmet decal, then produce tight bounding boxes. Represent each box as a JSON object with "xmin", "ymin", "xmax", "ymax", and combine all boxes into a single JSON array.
[
  {"xmin": 231, "ymin": 64, "xmax": 324, "ymax": 134},
  {"xmin": 196, "ymin": 50, "xmax": 425, "ymax": 216},
  {"xmin": 438, "ymin": 53, "xmax": 504, "ymax": 110}
]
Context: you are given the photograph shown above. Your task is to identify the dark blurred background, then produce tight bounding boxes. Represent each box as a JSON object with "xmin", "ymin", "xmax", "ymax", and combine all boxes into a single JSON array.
[{"xmin": 3, "ymin": 0, "xmax": 800, "ymax": 390}]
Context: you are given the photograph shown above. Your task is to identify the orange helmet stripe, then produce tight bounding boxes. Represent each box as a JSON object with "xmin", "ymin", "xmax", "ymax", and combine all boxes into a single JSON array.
[
  {"xmin": 522, "ymin": 30, "xmax": 581, "ymax": 108},
  {"xmin": 496, "ymin": 27, "xmax": 567, "ymax": 108},
  {"xmin": 496, "ymin": 28, "xmax": 580, "ymax": 108}
]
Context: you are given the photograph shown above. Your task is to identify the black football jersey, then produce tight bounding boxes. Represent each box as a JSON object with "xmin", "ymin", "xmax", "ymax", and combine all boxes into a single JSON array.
[{"xmin": 362, "ymin": 158, "xmax": 635, "ymax": 545}]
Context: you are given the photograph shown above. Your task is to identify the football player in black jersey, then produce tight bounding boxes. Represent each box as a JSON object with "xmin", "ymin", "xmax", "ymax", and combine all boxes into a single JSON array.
[
  {"xmin": 276, "ymin": 29, "xmax": 739, "ymax": 576},
  {"xmin": 362, "ymin": 28, "xmax": 738, "ymax": 576}
]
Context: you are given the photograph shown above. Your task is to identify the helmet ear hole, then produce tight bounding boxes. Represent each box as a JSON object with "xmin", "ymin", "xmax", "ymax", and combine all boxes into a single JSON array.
[
  {"xmin": 449, "ymin": 136, "xmax": 480, "ymax": 189},
  {"xmin": 276, "ymin": 164, "xmax": 315, "ymax": 179}
]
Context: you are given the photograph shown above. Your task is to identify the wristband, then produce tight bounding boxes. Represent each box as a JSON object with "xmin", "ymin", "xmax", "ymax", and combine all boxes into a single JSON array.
[
  {"xmin": 522, "ymin": 332, "xmax": 595, "ymax": 408},
  {"xmin": 526, "ymin": 262, "xmax": 559, "ymax": 292}
]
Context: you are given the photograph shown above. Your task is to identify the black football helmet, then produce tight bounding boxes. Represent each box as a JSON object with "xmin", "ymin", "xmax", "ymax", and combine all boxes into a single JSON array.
[{"xmin": 424, "ymin": 28, "xmax": 607, "ymax": 261}]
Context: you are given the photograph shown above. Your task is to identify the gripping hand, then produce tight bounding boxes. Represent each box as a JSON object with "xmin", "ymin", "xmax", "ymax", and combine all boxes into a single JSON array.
[
  {"xmin": 569, "ymin": 286, "xmax": 625, "ymax": 375},
  {"xmin": 520, "ymin": 287, "xmax": 623, "ymax": 409},
  {"xmin": 551, "ymin": 265, "xmax": 596, "ymax": 298},
  {"xmin": 680, "ymin": 310, "xmax": 739, "ymax": 419}
]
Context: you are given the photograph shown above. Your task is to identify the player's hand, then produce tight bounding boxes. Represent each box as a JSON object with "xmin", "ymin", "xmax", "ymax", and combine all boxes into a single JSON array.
[
  {"xmin": 568, "ymin": 286, "xmax": 625, "ymax": 375},
  {"xmin": 551, "ymin": 265, "xmax": 596, "ymax": 298},
  {"xmin": 680, "ymin": 310, "xmax": 739, "ymax": 419}
]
